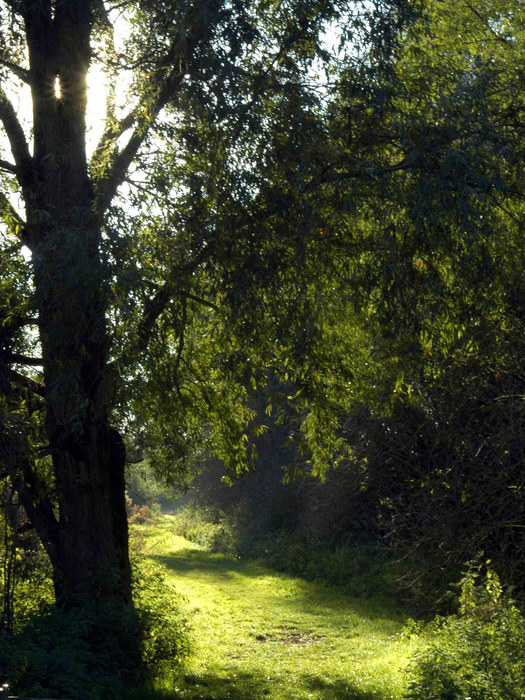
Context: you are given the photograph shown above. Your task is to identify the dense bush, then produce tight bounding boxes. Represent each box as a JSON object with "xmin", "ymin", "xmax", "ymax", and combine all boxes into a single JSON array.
[
  {"xmin": 245, "ymin": 528, "xmax": 399, "ymax": 600},
  {"xmin": 0, "ymin": 534, "xmax": 54, "ymax": 634},
  {"xmin": 0, "ymin": 599, "xmax": 139, "ymax": 699},
  {"xmin": 405, "ymin": 565, "xmax": 525, "ymax": 699},
  {"xmin": 0, "ymin": 556, "xmax": 189, "ymax": 699},
  {"xmin": 132, "ymin": 558, "xmax": 190, "ymax": 669},
  {"xmin": 353, "ymin": 351, "xmax": 525, "ymax": 608},
  {"xmin": 172, "ymin": 504, "xmax": 236, "ymax": 553}
]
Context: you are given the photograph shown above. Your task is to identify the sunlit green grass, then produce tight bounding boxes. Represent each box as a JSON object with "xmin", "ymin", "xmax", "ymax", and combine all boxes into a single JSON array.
[{"xmin": 141, "ymin": 516, "xmax": 422, "ymax": 699}]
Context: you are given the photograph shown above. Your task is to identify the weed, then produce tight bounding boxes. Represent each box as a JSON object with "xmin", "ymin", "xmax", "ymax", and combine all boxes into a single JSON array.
[{"xmin": 405, "ymin": 564, "xmax": 525, "ymax": 699}]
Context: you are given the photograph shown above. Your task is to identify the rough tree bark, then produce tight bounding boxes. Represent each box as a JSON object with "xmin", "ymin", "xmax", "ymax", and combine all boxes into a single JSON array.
[{"xmin": 9, "ymin": 0, "xmax": 130, "ymax": 607}]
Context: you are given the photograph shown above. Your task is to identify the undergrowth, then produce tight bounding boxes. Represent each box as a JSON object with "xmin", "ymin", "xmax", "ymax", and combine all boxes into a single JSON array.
[
  {"xmin": 405, "ymin": 563, "xmax": 525, "ymax": 699},
  {"xmin": 0, "ymin": 521, "xmax": 189, "ymax": 699},
  {"xmin": 171, "ymin": 503, "xmax": 236, "ymax": 554},
  {"xmin": 171, "ymin": 504, "xmax": 399, "ymax": 602},
  {"xmin": 170, "ymin": 507, "xmax": 525, "ymax": 699}
]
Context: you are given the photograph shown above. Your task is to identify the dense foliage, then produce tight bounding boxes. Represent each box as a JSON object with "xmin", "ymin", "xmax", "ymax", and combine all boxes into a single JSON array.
[
  {"xmin": 406, "ymin": 565, "xmax": 525, "ymax": 699},
  {"xmin": 0, "ymin": 0, "xmax": 419, "ymax": 614},
  {"xmin": 0, "ymin": 0, "xmax": 524, "ymax": 690},
  {"xmin": 0, "ymin": 543, "xmax": 189, "ymax": 699}
]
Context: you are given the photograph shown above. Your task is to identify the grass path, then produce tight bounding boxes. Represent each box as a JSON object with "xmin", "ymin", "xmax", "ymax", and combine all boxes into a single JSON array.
[{"xmin": 145, "ymin": 516, "xmax": 421, "ymax": 700}]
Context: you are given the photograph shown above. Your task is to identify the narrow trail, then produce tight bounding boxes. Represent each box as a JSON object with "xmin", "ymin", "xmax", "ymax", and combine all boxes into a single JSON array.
[{"xmin": 146, "ymin": 517, "xmax": 420, "ymax": 700}]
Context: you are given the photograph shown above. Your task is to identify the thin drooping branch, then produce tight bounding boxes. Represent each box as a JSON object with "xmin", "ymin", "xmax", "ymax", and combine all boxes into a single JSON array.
[
  {"xmin": 463, "ymin": 0, "xmax": 512, "ymax": 45},
  {"xmin": 482, "ymin": 394, "xmax": 525, "ymax": 406}
]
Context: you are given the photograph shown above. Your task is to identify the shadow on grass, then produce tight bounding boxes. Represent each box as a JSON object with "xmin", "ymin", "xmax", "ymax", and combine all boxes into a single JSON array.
[
  {"xmin": 152, "ymin": 549, "xmax": 403, "ymax": 622},
  {"xmin": 126, "ymin": 669, "xmax": 271, "ymax": 699},
  {"xmin": 303, "ymin": 673, "xmax": 384, "ymax": 699},
  {"xmin": 126, "ymin": 668, "xmax": 391, "ymax": 700},
  {"xmin": 153, "ymin": 549, "xmax": 251, "ymax": 580}
]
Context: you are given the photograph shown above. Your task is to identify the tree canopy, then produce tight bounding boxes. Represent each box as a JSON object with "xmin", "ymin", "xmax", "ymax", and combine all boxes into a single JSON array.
[
  {"xmin": 0, "ymin": 0, "xmax": 524, "ymax": 681},
  {"xmin": 0, "ymin": 0, "xmax": 419, "ymax": 611}
]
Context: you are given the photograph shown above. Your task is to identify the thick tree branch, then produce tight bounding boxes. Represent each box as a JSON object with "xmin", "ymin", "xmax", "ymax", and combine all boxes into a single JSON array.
[
  {"xmin": 1, "ymin": 351, "xmax": 43, "ymax": 366},
  {"xmin": 0, "ymin": 87, "xmax": 33, "ymax": 185},
  {"xmin": 2, "ymin": 0, "xmax": 24, "ymax": 15},
  {"xmin": 93, "ymin": 78, "xmax": 184, "ymax": 217},
  {"xmin": 0, "ymin": 314, "xmax": 38, "ymax": 334},
  {"xmin": 16, "ymin": 458, "xmax": 60, "ymax": 569},
  {"xmin": 185, "ymin": 292, "xmax": 219, "ymax": 312},
  {"xmin": 0, "ymin": 189, "xmax": 25, "ymax": 226},
  {"xmin": 0, "ymin": 189, "xmax": 31, "ymax": 247},
  {"xmin": 7, "ymin": 369, "xmax": 45, "ymax": 397},
  {"xmin": 91, "ymin": 110, "xmax": 140, "ymax": 168},
  {"xmin": 93, "ymin": 2, "xmax": 224, "ymax": 218},
  {"xmin": 0, "ymin": 240, "xmax": 23, "ymax": 256},
  {"xmin": 90, "ymin": 0, "xmax": 121, "ymax": 144},
  {"xmin": 134, "ymin": 242, "xmax": 217, "ymax": 354},
  {"xmin": 172, "ymin": 296, "xmax": 187, "ymax": 402},
  {"xmin": 317, "ymin": 158, "xmax": 412, "ymax": 188},
  {"xmin": 0, "ymin": 58, "xmax": 30, "ymax": 83},
  {"xmin": 0, "ymin": 159, "xmax": 17, "ymax": 173},
  {"xmin": 137, "ymin": 282, "xmax": 176, "ymax": 352}
]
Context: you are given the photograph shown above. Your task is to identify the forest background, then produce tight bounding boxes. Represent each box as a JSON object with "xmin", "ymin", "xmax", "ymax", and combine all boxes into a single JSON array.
[{"xmin": 0, "ymin": 0, "xmax": 524, "ymax": 697}]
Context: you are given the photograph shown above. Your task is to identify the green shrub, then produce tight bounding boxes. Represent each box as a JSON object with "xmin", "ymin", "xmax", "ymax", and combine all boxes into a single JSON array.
[
  {"xmin": 172, "ymin": 505, "xmax": 399, "ymax": 601},
  {"xmin": 1, "ymin": 554, "xmax": 54, "ymax": 633},
  {"xmin": 0, "ymin": 599, "xmax": 139, "ymax": 699},
  {"xmin": 405, "ymin": 565, "xmax": 525, "ymax": 699},
  {"xmin": 0, "ymin": 558, "xmax": 189, "ymax": 699},
  {"xmin": 172, "ymin": 504, "xmax": 235, "ymax": 553},
  {"xmin": 132, "ymin": 558, "xmax": 190, "ymax": 669},
  {"xmin": 235, "ymin": 528, "xmax": 397, "ymax": 600}
]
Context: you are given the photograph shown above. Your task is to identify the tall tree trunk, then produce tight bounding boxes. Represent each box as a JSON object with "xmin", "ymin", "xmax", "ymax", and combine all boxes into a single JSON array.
[
  {"xmin": 22, "ymin": 0, "xmax": 132, "ymax": 608},
  {"xmin": 32, "ymin": 213, "xmax": 131, "ymax": 607}
]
